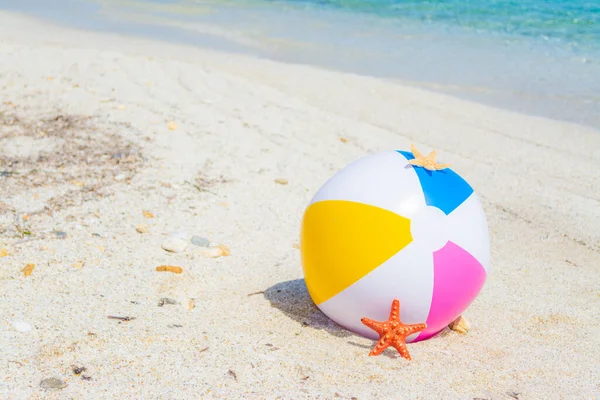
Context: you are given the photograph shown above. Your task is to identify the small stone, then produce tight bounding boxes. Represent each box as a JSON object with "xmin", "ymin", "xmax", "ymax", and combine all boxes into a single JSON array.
[
  {"xmin": 114, "ymin": 174, "xmax": 126, "ymax": 181},
  {"xmin": 116, "ymin": 104, "xmax": 126, "ymax": 110},
  {"xmin": 187, "ymin": 299, "xmax": 196, "ymax": 310},
  {"xmin": 199, "ymin": 247, "xmax": 223, "ymax": 258},
  {"xmin": 448, "ymin": 315, "xmax": 470, "ymax": 334},
  {"xmin": 54, "ymin": 231, "xmax": 68, "ymax": 239},
  {"xmin": 339, "ymin": 137, "xmax": 349, "ymax": 143},
  {"xmin": 156, "ymin": 265, "xmax": 183, "ymax": 274},
  {"xmin": 22, "ymin": 264, "xmax": 35, "ymax": 277},
  {"xmin": 136, "ymin": 224, "xmax": 148, "ymax": 234},
  {"xmin": 217, "ymin": 244, "xmax": 230, "ymax": 256},
  {"xmin": 274, "ymin": 178, "xmax": 288, "ymax": 185},
  {"xmin": 40, "ymin": 377, "xmax": 67, "ymax": 390},
  {"xmin": 158, "ymin": 297, "xmax": 180, "ymax": 307},
  {"xmin": 167, "ymin": 121, "xmax": 178, "ymax": 131},
  {"xmin": 190, "ymin": 236, "xmax": 210, "ymax": 247},
  {"xmin": 0, "ymin": 248, "xmax": 8, "ymax": 257},
  {"xmin": 12, "ymin": 321, "xmax": 32, "ymax": 332},
  {"xmin": 161, "ymin": 234, "xmax": 189, "ymax": 253},
  {"xmin": 72, "ymin": 366, "xmax": 87, "ymax": 375},
  {"xmin": 142, "ymin": 210, "xmax": 155, "ymax": 218}
]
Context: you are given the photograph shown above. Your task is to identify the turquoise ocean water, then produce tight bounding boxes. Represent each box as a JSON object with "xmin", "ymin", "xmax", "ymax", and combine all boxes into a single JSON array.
[{"xmin": 2, "ymin": 0, "xmax": 599, "ymax": 129}]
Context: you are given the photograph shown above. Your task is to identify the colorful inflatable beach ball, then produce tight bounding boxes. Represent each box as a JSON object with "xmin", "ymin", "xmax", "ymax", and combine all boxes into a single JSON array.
[{"xmin": 300, "ymin": 146, "xmax": 490, "ymax": 342}]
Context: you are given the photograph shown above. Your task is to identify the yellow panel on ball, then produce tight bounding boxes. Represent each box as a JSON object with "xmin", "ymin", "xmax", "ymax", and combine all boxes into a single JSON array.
[{"xmin": 300, "ymin": 199, "xmax": 413, "ymax": 305}]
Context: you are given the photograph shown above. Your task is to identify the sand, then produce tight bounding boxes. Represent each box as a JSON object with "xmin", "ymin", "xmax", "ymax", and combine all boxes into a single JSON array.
[{"xmin": 1, "ymin": 10, "xmax": 599, "ymax": 400}]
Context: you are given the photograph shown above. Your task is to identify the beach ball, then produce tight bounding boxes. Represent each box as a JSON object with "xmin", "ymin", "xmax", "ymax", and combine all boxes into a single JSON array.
[{"xmin": 300, "ymin": 146, "xmax": 490, "ymax": 342}]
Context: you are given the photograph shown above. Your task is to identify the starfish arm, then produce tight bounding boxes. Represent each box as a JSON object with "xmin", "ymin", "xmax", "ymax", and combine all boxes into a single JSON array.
[
  {"xmin": 389, "ymin": 299, "xmax": 401, "ymax": 321},
  {"xmin": 434, "ymin": 162, "xmax": 451, "ymax": 170},
  {"xmin": 369, "ymin": 335, "xmax": 392, "ymax": 356},
  {"xmin": 408, "ymin": 158, "xmax": 425, "ymax": 167},
  {"xmin": 391, "ymin": 340, "xmax": 412, "ymax": 360},
  {"xmin": 361, "ymin": 317, "xmax": 386, "ymax": 336},
  {"xmin": 405, "ymin": 323, "xmax": 427, "ymax": 336},
  {"xmin": 425, "ymin": 149, "xmax": 438, "ymax": 162},
  {"xmin": 410, "ymin": 143, "xmax": 424, "ymax": 159}
]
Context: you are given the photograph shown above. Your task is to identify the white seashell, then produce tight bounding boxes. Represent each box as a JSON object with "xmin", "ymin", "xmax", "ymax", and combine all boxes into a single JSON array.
[
  {"xmin": 198, "ymin": 247, "xmax": 223, "ymax": 258},
  {"xmin": 161, "ymin": 236, "xmax": 189, "ymax": 253}
]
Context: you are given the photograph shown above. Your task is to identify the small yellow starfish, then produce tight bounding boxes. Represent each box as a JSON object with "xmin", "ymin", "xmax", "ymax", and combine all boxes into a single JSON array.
[{"xmin": 408, "ymin": 144, "xmax": 451, "ymax": 171}]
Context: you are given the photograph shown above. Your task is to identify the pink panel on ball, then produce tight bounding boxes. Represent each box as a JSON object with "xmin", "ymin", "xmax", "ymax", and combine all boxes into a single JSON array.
[{"xmin": 413, "ymin": 241, "xmax": 486, "ymax": 341}]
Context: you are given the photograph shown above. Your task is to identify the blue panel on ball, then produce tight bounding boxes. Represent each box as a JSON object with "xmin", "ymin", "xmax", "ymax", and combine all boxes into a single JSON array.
[{"xmin": 396, "ymin": 150, "xmax": 473, "ymax": 215}]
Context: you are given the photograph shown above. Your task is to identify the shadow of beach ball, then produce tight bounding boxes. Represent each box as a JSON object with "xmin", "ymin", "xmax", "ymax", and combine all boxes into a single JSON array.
[{"xmin": 300, "ymin": 148, "xmax": 490, "ymax": 342}]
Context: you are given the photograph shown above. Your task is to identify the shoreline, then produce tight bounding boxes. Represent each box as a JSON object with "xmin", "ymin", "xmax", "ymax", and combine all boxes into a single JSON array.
[
  {"xmin": 1, "ymin": 0, "xmax": 600, "ymax": 131},
  {"xmin": 1, "ymin": 9, "xmax": 599, "ymax": 399}
]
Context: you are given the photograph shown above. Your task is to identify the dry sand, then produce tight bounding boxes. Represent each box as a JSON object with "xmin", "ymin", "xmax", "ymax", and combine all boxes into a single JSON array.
[{"xmin": 1, "ymin": 10, "xmax": 599, "ymax": 400}]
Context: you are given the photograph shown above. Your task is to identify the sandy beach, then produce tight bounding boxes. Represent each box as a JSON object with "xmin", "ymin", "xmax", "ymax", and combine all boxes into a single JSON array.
[{"xmin": 1, "ymin": 10, "xmax": 599, "ymax": 399}]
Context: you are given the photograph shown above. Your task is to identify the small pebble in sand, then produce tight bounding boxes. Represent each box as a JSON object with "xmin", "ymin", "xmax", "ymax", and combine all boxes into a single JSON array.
[
  {"xmin": 167, "ymin": 121, "xmax": 178, "ymax": 131},
  {"xmin": 116, "ymin": 104, "xmax": 126, "ymax": 110},
  {"xmin": 162, "ymin": 235, "xmax": 189, "ymax": 253},
  {"xmin": 156, "ymin": 265, "xmax": 183, "ymax": 274},
  {"xmin": 142, "ymin": 210, "xmax": 155, "ymax": 218},
  {"xmin": 0, "ymin": 248, "xmax": 8, "ymax": 257},
  {"xmin": 339, "ymin": 137, "xmax": 349, "ymax": 143},
  {"xmin": 22, "ymin": 263, "xmax": 35, "ymax": 277},
  {"xmin": 39, "ymin": 377, "xmax": 66, "ymax": 391},
  {"xmin": 158, "ymin": 297, "xmax": 180, "ymax": 307},
  {"xmin": 187, "ymin": 299, "xmax": 196, "ymax": 310},
  {"xmin": 190, "ymin": 236, "xmax": 210, "ymax": 247},
  {"xmin": 274, "ymin": 178, "xmax": 288, "ymax": 185},
  {"xmin": 12, "ymin": 321, "xmax": 32, "ymax": 333},
  {"xmin": 114, "ymin": 174, "xmax": 126, "ymax": 181},
  {"xmin": 448, "ymin": 315, "xmax": 470, "ymax": 334},
  {"xmin": 217, "ymin": 244, "xmax": 231, "ymax": 256},
  {"xmin": 54, "ymin": 231, "xmax": 68, "ymax": 239},
  {"xmin": 136, "ymin": 224, "xmax": 148, "ymax": 234},
  {"xmin": 198, "ymin": 247, "xmax": 223, "ymax": 258},
  {"xmin": 72, "ymin": 366, "xmax": 87, "ymax": 375}
]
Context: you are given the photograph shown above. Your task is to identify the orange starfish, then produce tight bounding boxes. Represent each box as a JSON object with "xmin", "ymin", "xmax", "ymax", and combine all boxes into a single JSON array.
[
  {"xmin": 361, "ymin": 299, "xmax": 427, "ymax": 360},
  {"xmin": 408, "ymin": 143, "xmax": 451, "ymax": 171}
]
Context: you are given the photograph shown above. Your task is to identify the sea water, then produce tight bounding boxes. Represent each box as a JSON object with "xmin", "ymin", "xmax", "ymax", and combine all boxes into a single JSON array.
[{"xmin": 2, "ymin": 0, "xmax": 599, "ymax": 130}]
